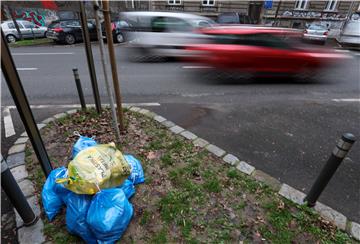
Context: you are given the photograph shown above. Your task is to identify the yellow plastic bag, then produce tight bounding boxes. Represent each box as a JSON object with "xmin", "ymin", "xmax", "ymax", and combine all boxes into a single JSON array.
[{"xmin": 56, "ymin": 143, "xmax": 131, "ymax": 195}]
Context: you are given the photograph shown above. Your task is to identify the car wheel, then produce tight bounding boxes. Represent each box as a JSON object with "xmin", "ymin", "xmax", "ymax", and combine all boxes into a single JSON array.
[
  {"xmin": 6, "ymin": 34, "xmax": 17, "ymax": 43},
  {"xmin": 115, "ymin": 33, "xmax": 124, "ymax": 43},
  {"xmin": 64, "ymin": 34, "xmax": 75, "ymax": 45}
]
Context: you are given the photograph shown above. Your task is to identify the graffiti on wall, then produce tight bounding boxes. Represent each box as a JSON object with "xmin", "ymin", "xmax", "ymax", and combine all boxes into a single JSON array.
[
  {"xmin": 8, "ymin": 8, "xmax": 58, "ymax": 26},
  {"xmin": 282, "ymin": 10, "xmax": 346, "ymax": 20}
]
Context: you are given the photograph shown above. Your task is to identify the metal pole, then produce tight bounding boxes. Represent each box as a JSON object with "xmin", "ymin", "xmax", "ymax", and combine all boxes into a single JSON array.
[
  {"xmin": 102, "ymin": 0, "xmax": 125, "ymax": 132},
  {"xmin": 1, "ymin": 30, "xmax": 53, "ymax": 177},
  {"xmin": 93, "ymin": 0, "xmax": 121, "ymax": 143},
  {"xmin": 7, "ymin": 5, "xmax": 23, "ymax": 41},
  {"xmin": 1, "ymin": 156, "xmax": 38, "ymax": 226},
  {"xmin": 72, "ymin": 68, "xmax": 87, "ymax": 110},
  {"xmin": 79, "ymin": 1, "xmax": 101, "ymax": 114},
  {"xmin": 340, "ymin": 1, "xmax": 355, "ymax": 35},
  {"xmin": 274, "ymin": 0, "xmax": 282, "ymax": 27},
  {"xmin": 304, "ymin": 133, "xmax": 356, "ymax": 207}
]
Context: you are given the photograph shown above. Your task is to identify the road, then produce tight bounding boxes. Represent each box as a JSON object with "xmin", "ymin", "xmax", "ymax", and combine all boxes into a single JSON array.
[{"xmin": 1, "ymin": 44, "xmax": 360, "ymax": 234}]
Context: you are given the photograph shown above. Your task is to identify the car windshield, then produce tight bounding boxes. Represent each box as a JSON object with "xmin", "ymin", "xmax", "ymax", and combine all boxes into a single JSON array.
[
  {"xmin": 308, "ymin": 25, "xmax": 327, "ymax": 30},
  {"xmin": 191, "ymin": 19, "xmax": 216, "ymax": 28},
  {"xmin": 48, "ymin": 22, "xmax": 60, "ymax": 28}
]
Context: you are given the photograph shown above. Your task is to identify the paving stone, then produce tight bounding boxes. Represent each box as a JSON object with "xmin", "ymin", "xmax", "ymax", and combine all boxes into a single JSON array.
[
  {"xmin": 138, "ymin": 108, "xmax": 149, "ymax": 114},
  {"xmin": 253, "ymin": 169, "xmax": 281, "ymax": 191},
  {"xmin": 20, "ymin": 131, "xmax": 27, "ymax": 137},
  {"xmin": 130, "ymin": 107, "xmax": 141, "ymax": 112},
  {"xmin": 66, "ymin": 109, "xmax": 78, "ymax": 115},
  {"xmin": 37, "ymin": 123, "xmax": 46, "ymax": 130},
  {"xmin": 206, "ymin": 144, "xmax": 226, "ymax": 157},
  {"xmin": 180, "ymin": 130, "xmax": 198, "ymax": 140},
  {"xmin": 154, "ymin": 115, "xmax": 166, "ymax": 123},
  {"xmin": 279, "ymin": 184, "xmax": 306, "ymax": 205},
  {"xmin": 10, "ymin": 165, "xmax": 28, "ymax": 182},
  {"xmin": 143, "ymin": 111, "xmax": 157, "ymax": 118},
  {"xmin": 42, "ymin": 117, "xmax": 55, "ymax": 124},
  {"xmin": 161, "ymin": 120, "xmax": 175, "ymax": 128},
  {"xmin": 169, "ymin": 125, "xmax": 185, "ymax": 134},
  {"xmin": 236, "ymin": 161, "xmax": 255, "ymax": 175},
  {"xmin": 8, "ymin": 144, "xmax": 26, "ymax": 155},
  {"xmin": 314, "ymin": 202, "xmax": 347, "ymax": 230},
  {"xmin": 53, "ymin": 112, "xmax": 67, "ymax": 119},
  {"xmin": 18, "ymin": 218, "xmax": 45, "ymax": 244},
  {"xmin": 18, "ymin": 179, "xmax": 35, "ymax": 198},
  {"xmin": 223, "ymin": 154, "xmax": 239, "ymax": 166},
  {"xmin": 6, "ymin": 152, "xmax": 25, "ymax": 169},
  {"xmin": 192, "ymin": 138, "xmax": 209, "ymax": 148},
  {"xmin": 15, "ymin": 196, "xmax": 41, "ymax": 228},
  {"xmin": 349, "ymin": 222, "xmax": 360, "ymax": 241},
  {"xmin": 14, "ymin": 137, "xmax": 28, "ymax": 145}
]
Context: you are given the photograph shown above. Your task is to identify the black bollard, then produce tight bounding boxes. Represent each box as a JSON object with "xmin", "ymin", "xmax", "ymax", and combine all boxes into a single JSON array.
[
  {"xmin": 72, "ymin": 68, "xmax": 86, "ymax": 110},
  {"xmin": 304, "ymin": 133, "xmax": 356, "ymax": 207},
  {"xmin": 1, "ymin": 156, "xmax": 38, "ymax": 226}
]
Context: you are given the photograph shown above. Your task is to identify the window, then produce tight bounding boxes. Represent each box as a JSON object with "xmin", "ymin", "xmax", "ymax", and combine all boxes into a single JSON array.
[
  {"xmin": 325, "ymin": 0, "xmax": 337, "ymax": 11},
  {"xmin": 295, "ymin": 0, "xmax": 308, "ymax": 10},
  {"xmin": 202, "ymin": 0, "xmax": 215, "ymax": 6},
  {"xmin": 7, "ymin": 23, "xmax": 15, "ymax": 29},
  {"xmin": 168, "ymin": 0, "xmax": 181, "ymax": 5},
  {"xmin": 22, "ymin": 22, "xmax": 35, "ymax": 29}
]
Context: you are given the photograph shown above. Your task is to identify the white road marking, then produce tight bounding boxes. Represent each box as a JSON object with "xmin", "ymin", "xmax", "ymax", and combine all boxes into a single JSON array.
[
  {"xmin": 16, "ymin": 68, "xmax": 38, "ymax": 71},
  {"xmin": 4, "ymin": 103, "xmax": 161, "ymax": 109},
  {"xmin": 12, "ymin": 52, "xmax": 74, "ymax": 56},
  {"xmin": 182, "ymin": 65, "xmax": 211, "ymax": 69},
  {"xmin": 3, "ymin": 107, "xmax": 15, "ymax": 138},
  {"xmin": 332, "ymin": 98, "xmax": 360, "ymax": 102}
]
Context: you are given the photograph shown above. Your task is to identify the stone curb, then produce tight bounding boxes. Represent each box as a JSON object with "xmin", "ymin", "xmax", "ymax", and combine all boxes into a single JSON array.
[{"xmin": 7, "ymin": 107, "xmax": 360, "ymax": 243}]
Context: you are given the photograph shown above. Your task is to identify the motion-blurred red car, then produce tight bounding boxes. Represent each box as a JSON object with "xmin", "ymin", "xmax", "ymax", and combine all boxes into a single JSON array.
[{"xmin": 186, "ymin": 26, "xmax": 349, "ymax": 78}]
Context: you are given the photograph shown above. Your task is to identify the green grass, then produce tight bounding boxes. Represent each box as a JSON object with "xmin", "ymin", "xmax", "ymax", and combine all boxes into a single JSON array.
[{"xmin": 9, "ymin": 38, "xmax": 53, "ymax": 47}]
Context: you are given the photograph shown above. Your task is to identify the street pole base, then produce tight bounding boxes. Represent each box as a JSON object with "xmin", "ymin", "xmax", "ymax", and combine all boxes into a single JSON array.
[{"xmin": 23, "ymin": 215, "xmax": 39, "ymax": 227}]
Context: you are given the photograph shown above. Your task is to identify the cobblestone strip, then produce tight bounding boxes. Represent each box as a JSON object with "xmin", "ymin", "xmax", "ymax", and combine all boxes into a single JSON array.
[{"xmin": 8, "ymin": 107, "xmax": 360, "ymax": 243}]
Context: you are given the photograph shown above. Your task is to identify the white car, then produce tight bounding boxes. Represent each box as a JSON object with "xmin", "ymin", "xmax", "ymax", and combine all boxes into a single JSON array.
[
  {"xmin": 121, "ymin": 11, "xmax": 216, "ymax": 60},
  {"xmin": 303, "ymin": 23, "xmax": 328, "ymax": 45},
  {"xmin": 1, "ymin": 20, "xmax": 48, "ymax": 43}
]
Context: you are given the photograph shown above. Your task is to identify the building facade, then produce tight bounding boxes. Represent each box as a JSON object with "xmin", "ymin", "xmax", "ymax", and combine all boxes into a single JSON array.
[{"xmin": 2, "ymin": 0, "xmax": 359, "ymax": 37}]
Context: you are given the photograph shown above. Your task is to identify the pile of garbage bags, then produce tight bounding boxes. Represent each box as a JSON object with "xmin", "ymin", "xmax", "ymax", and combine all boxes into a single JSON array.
[{"xmin": 42, "ymin": 135, "xmax": 145, "ymax": 243}]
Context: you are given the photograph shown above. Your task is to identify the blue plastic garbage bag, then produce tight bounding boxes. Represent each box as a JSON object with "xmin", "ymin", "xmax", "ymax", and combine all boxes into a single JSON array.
[
  {"xmin": 117, "ymin": 179, "xmax": 135, "ymax": 199},
  {"xmin": 42, "ymin": 167, "xmax": 69, "ymax": 221},
  {"xmin": 72, "ymin": 135, "xmax": 97, "ymax": 158},
  {"xmin": 66, "ymin": 192, "xmax": 97, "ymax": 244},
  {"xmin": 124, "ymin": 155, "xmax": 145, "ymax": 185},
  {"xmin": 87, "ymin": 189, "xmax": 133, "ymax": 243}
]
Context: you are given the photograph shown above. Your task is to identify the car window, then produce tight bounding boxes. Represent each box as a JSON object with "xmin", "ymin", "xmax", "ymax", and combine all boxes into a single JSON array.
[
  {"xmin": 62, "ymin": 20, "xmax": 80, "ymax": 27},
  {"xmin": 7, "ymin": 22, "xmax": 15, "ymax": 29},
  {"xmin": 151, "ymin": 17, "xmax": 167, "ymax": 32},
  {"xmin": 217, "ymin": 13, "xmax": 239, "ymax": 24},
  {"xmin": 22, "ymin": 22, "xmax": 35, "ymax": 29},
  {"xmin": 165, "ymin": 17, "xmax": 192, "ymax": 32},
  {"xmin": 212, "ymin": 33, "xmax": 293, "ymax": 49},
  {"xmin": 308, "ymin": 25, "xmax": 327, "ymax": 30},
  {"xmin": 118, "ymin": 20, "xmax": 130, "ymax": 27}
]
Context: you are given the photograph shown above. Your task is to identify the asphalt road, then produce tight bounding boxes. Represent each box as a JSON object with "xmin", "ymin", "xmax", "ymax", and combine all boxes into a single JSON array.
[{"xmin": 1, "ymin": 43, "xmax": 360, "ymax": 233}]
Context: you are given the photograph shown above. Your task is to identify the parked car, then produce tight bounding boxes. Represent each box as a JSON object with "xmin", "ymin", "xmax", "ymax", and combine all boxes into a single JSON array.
[
  {"xmin": 217, "ymin": 12, "xmax": 251, "ymax": 25},
  {"xmin": 1, "ymin": 20, "xmax": 47, "ymax": 43},
  {"xmin": 186, "ymin": 26, "xmax": 349, "ymax": 79},
  {"xmin": 337, "ymin": 18, "xmax": 360, "ymax": 49},
  {"xmin": 302, "ymin": 23, "xmax": 328, "ymax": 45},
  {"xmin": 120, "ymin": 11, "xmax": 216, "ymax": 59},
  {"xmin": 101, "ymin": 19, "xmax": 132, "ymax": 43},
  {"xmin": 46, "ymin": 19, "xmax": 97, "ymax": 45}
]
